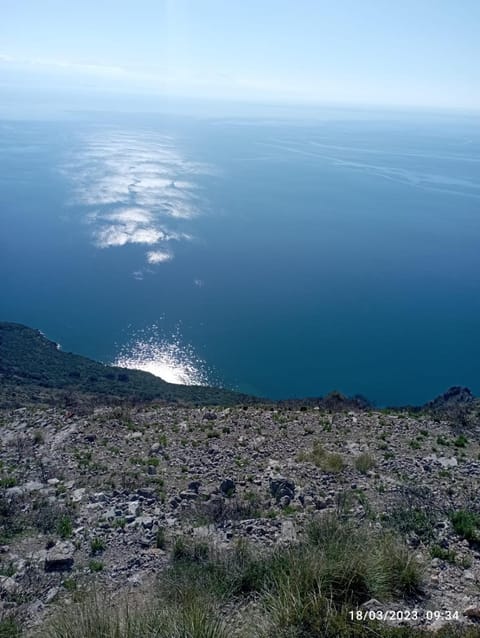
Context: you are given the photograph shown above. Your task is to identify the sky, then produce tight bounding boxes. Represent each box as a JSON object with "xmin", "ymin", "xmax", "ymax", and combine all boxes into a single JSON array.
[{"xmin": 1, "ymin": 0, "xmax": 479, "ymax": 112}]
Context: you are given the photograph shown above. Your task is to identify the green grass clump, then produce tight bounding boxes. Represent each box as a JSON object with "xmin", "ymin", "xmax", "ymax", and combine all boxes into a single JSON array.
[
  {"xmin": 57, "ymin": 515, "xmax": 73, "ymax": 539},
  {"xmin": 430, "ymin": 544, "xmax": 456, "ymax": 564},
  {"xmin": 453, "ymin": 434, "xmax": 468, "ymax": 448},
  {"xmin": 0, "ymin": 616, "xmax": 21, "ymax": 638},
  {"xmin": 0, "ymin": 478, "xmax": 17, "ymax": 489},
  {"xmin": 299, "ymin": 441, "xmax": 345, "ymax": 472},
  {"xmin": 38, "ymin": 592, "xmax": 228, "ymax": 638},
  {"xmin": 354, "ymin": 453, "xmax": 376, "ymax": 474},
  {"xmin": 88, "ymin": 560, "xmax": 104, "ymax": 573},
  {"xmin": 166, "ymin": 514, "xmax": 422, "ymax": 621},
  {"xmin": 90, "ymin": 537, "xmax": 106, "ymax": 555},
  {"xmin": 172, "ymin": 537, "xmax": 210, "ymax": 563},
  {"xmin": 450, "ymin": 510, "xmax": 480, "ymax": 543},
  {"xmin": 385, "ymin": 506, "xmax": 436, "ymax": 542}
]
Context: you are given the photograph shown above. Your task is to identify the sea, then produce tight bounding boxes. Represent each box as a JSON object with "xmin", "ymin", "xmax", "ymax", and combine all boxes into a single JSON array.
[{"xmin": 1, "ymin": 107, "xmax": 480, "ymax": 405}]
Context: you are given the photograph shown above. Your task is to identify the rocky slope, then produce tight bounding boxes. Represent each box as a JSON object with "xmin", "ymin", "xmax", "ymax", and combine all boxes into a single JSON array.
[{"xmin": 1, "ymin": 400, "xmax": 480, "ymax": 636}]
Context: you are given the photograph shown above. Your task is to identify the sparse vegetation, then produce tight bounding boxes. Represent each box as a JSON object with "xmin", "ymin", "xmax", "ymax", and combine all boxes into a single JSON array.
[
  {"xmin": 40, "ymin": 514, "xmax": 424, "ymax": 638},
  {"xmin": 450, "ymin": 510, "xmax": 480, "ymax": 544},
  {"xmin": 354, "ymin": 452, "xmax": 376, "ymax": 474},
  {"xmin": 0, "ymin": 616, "xmax": 21, "ymax": 638},
  {"xmin": 386, "ymin": 505, "xmax": 437, "ymax": 542},
  {"xmin": 155, "ymin": 526, "xmax": 166, "ymax": 550},
  {"xmin": 298, "ymin": 440, "xmax": 345, "ymax": 472},
  {"xmin": 89, "ymin": 559, "xmax": 104, "ymax": 572},
  {"xmin": 430, "ymin": 544, "xmax": 456, "ymax": 564},
  {"xmin": 454, "ymin": 434, "xmax": 468, "ymax": 448},
  {"xmin": 90, "ymin": 537, "xmax": 106, "ymax": 554},
  {"xmin": 57, "ymin": 515, "xmax": 73, "ymax": 539}
]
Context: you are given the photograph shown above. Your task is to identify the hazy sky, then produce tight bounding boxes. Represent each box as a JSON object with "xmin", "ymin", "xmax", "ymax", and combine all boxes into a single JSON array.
[{"xmin": 1, "ymin": 0, "xmax": 479, "ymax": 111}]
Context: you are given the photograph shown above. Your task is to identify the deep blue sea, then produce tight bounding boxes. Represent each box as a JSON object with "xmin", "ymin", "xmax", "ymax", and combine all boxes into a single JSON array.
[{"xmin": 1, "ymin": 110, "xmax": 480, "ymax": 405}]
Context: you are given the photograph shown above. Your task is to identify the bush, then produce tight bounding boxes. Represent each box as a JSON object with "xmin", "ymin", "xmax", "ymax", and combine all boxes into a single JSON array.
[
  {"xmin": 0, "ymin": 494, "xmax": 24, "ymax": 542},
  {"xmin": 305, "ymin": 514, "xmax": 422, "ymax": 602}
]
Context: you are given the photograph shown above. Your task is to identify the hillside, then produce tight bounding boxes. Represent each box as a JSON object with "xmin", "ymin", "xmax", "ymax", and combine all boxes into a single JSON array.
[
  {"xmin": 0, "ymin": 403, "xmax": 480, "ymax": 636},
  {"xmin": 0, "ymin": 322, "xmax": 260, "ymax": 408}
]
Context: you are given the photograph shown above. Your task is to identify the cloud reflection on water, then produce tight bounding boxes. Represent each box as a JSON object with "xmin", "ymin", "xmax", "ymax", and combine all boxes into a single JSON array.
[{"xmin": 64, "ymin": 130, "xmax": 214, "ymax": 273}]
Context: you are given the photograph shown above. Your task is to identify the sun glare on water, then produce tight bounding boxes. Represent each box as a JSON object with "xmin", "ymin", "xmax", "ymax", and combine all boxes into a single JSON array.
[{"xmin": 114, "ymin": 330, "xmax": 210, "ymax": 386}]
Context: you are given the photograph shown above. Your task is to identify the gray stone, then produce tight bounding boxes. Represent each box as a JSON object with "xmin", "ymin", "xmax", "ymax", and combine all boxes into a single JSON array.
[
  {"xmin": 105, "ymin": 507, "xmax": 117, "ymax": 520},
  {"xmin": 188, "ymin": 481, "xmax": 201, "ymax": 493},
  {"xmin": 138, "ymin": 516, "xmax": 154, "ymax": 529},
  {"xmin": 438, "ymin": 456, "xmax": 458, "ymax": 468},
  {"xmin": 0, "ymin": 576, "xmax": 17, "ymax": 595},
  {"xmin": 464, "ymin": 606, "xmax": 480, "ymax": 620},
  {"xmin": 23, "ymin": 481, "xmax": 44, "ymax": 492},
  {"xmin": 128, "ymin": 501, "xmax": 140, "ymax": 517},
  {"xmin": 179, "ymin": 490, "xmax": 198, "ymax": 500},
  {"xmin": 45, "ymin": 542, "xmax": 74, "ymax": 572},
  {"xmin": 269, "ymin": 477, "xmax": 295, "ymax": 502},
  {"xmin": 220, "ymin": 478, "xmax": 236, "ymax": 496},
  {"xmin": 280, "ymin": 520, "xmax": 297, "ymax": 542},
  {"xmin": 139, "ymin": 537, "xmax": 151, "ymax": 548},
  {"xmin": 137, "ymin": 487, "xmax": 156, "ymax": 498},
  {"xmin": 202, "ymin": 412, "xmax": 217, "ymax": 420},
  {"xmin": 72, "ymin": 488, "xmax": 86, "ymax": 502},
  {"xmin": 5, "ymin": 487, "xmax": 23, "ymax": 498},
  {"xmin": 45, "ymin": 586, "xmax": 59, "ymax": 603}
]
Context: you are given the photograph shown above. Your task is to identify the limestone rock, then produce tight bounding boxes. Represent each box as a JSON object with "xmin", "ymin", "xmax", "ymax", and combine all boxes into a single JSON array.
[{"xmin": 44, "ymin": 542, "xmax": 74, "ymax": 572}]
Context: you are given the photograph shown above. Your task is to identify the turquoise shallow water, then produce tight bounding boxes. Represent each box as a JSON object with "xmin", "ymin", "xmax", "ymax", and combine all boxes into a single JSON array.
[{"xmin": 1, "ymin": 111, "xmax": 480, "ymax": 405}]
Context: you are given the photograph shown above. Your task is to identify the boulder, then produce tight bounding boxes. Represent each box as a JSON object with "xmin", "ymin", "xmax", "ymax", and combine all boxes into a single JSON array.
[
  {"xmin": 44, "ymin": 542, "xmax": 74, "ymax": 572},
  {"xmin": 464, "ymin": 606, "xmax": 480, "ymax": 620},
  {"xmin": 219, "ymin": 478, "xmax": 236, "ymax": 497},
  {"xmin": 269, "ymin": 476, "xmax": 295, "ymax": 502}
]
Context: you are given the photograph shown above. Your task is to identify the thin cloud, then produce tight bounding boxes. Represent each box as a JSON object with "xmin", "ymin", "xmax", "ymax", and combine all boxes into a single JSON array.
[
  {"xmin": 146, "ymin": 250, "xmax": 173, "ymax": 264},
  {"xmin": 0, "ymin": 52, "xmax": 129, "ymax": 77}
]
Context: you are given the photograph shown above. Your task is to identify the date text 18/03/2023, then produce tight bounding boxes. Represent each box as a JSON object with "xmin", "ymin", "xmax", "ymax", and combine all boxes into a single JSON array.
[{"xmin": 349, "ymin": 610, "xmax": 459, "ymax": 622}]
